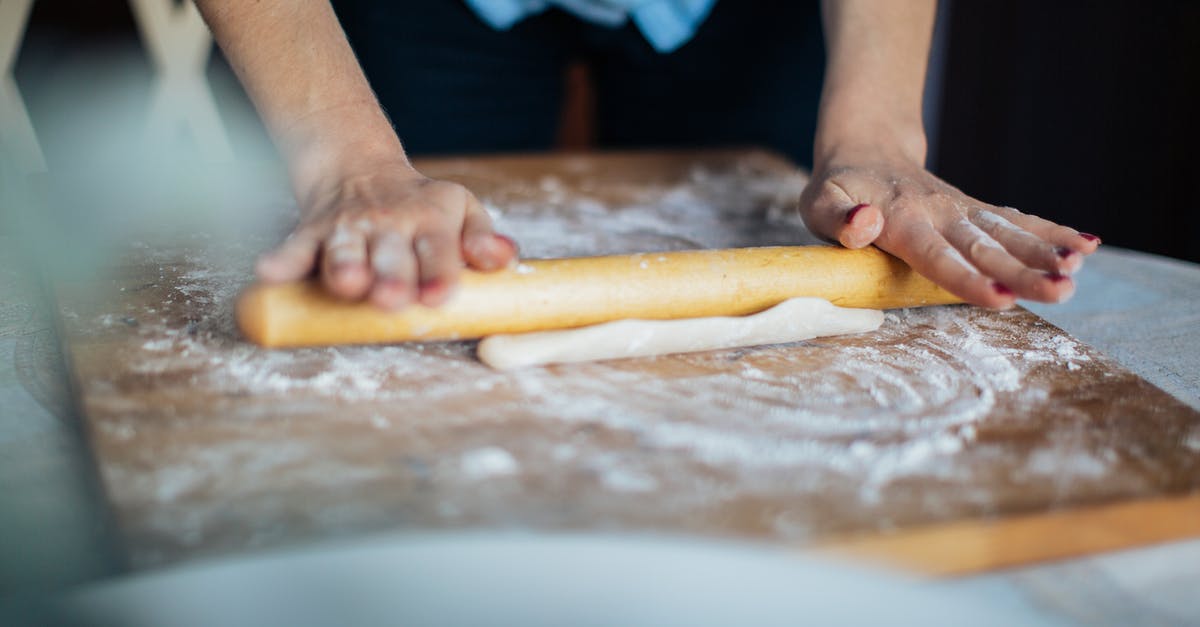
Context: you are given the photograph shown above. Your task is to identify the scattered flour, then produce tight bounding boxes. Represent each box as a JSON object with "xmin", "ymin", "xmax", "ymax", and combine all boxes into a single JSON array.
[
  {"xmin": 80, "ymin": 163, "xmax": 1170, "ymax": 564},
  {"xmin": 460, "ymin": 447, "xmax": 519, "ymax": 479},
  {"xmin": 599, "ymin": 467, "xmax": 659, "ymax": 493},
  {"xmin": 1024, "ymin": 447, "xmax": 1112, "ymax": 479},
  {"xmin": 974, "ymin": 210, "xmax": 1024, "ymax": 234}
]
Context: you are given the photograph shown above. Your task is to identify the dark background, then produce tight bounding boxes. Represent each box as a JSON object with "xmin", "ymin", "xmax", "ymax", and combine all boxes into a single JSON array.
[
  {"xmin": 13, "ymin": 0, "xmax": 1200, "ymax": 262},
  {"xmin": 937, "ymin": 1, "xmax": 1200, "ymax": 263}
]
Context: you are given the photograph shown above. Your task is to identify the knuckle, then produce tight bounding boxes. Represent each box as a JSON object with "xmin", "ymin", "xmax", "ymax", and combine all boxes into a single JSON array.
[
  {"xmin": 966, "ymin": 237, "xmax": 991, "ymax": 260},
  {"xmin": 324, "ymin": 229, "xmax": 362, "ymax": 252},
  {"xmin": 464, "ymin": 199, "xmax": 493, "ymax": 224},
  {"xmin": 801, "ymin": 178, "xmax": 857, "ymax": 217},
  {"xmin": 463, "ymin": 217, "xmax": 495, "ymax": 238},
  {"xmin": 334, "ymin": 207, "xmax": 389, "ymax": 231},
  {"xmin": 816, "ymin": 179, "xmax": 851, "ymax": 203},
  {"xmin": 426, "ymin": 180, "xmax": 470, "ymax": 203},
  {"xmin": 917, "ymin": 238, "xmax": 948, "ymax": 261},
  {"xmin": 374, "ymin": 204, "xmax": 448, "ymax": 230},
  {"xmin": 413, "ymin": 233, "xmax": 453, "ymax": 261}
]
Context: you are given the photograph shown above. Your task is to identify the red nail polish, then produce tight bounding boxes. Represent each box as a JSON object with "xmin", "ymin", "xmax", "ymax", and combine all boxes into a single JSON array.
[
  {"xmin": 845, "ymin": 203, "xmax": 869, "ymax": 224},
  {"xmin": 1078, "ymin": 233, "xmax": 1100, "ymax": 243},
  {"xmin": 992, "ymin": 282, "xmax": 1014, "ymax": 296},
  {"xmin": 1055, "ymin": 246, "xmax": 1074, "ymax": 259},
  {"xmin": 1044, "ymin": 271, "xmax": 1070, "ymax": 283}
]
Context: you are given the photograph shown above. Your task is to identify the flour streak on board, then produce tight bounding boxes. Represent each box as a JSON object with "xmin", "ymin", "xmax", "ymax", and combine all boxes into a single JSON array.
[{"xmin": 71, "ymin": 163, "xmax": 1191, "ymax": 567}]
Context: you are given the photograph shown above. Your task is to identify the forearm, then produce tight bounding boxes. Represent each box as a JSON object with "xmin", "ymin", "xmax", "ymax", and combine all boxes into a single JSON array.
[
  {"xmin": 815, "ymin": 0, "xmax": 937, "ymax": 164},
  {"xmin": 194, "ymin": 0, "xmax": 411, "ymax": 195}
]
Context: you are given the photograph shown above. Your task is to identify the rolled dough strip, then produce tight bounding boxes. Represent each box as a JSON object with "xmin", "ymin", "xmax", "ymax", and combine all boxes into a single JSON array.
[
  {"xmin": 477, "ymin": 297, "xmax": 884, "ymax": 370},
  {"xmin": 238, "ymin": 246, "xmax": 957, "ymax": 348}
]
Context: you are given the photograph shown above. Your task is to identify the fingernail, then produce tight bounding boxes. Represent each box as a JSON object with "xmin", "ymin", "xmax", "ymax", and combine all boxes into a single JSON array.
[
  {"xmin": 844, "ymin": 203, "xmax": 869, "ymax": 224},
  {"xmin": 1078, "ymin": 233, "xmax": 1101, "ymax": 243},
  {"xmin": 418, "ymin": 278, "xmax": 457, "ymax": 307},
  {"xmin": 493, "ymin": 234, "xmax": 519, "ymax": 256},
  {"xmin": 992, "ymin": 282, "xmax": 1014, "ymax": 296},
  {"xmin": 1044, "ymin": 271, "xmax": 1070, "ymax": 283},
  {"xmin": 1055, "ymin": 246, "xmax": 1074, "ymax": 259}
]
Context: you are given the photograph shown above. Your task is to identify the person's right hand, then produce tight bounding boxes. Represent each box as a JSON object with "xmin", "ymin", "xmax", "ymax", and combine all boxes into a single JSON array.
[
  {"xmin": 255, "ymin": 161, "xmax": 517, "ymax": 309},
  {"xmin": 192, "ymin": 0, "xmax": 515, "ymax": 310}
]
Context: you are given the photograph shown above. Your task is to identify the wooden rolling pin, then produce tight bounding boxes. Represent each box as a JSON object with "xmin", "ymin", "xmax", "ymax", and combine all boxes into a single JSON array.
[{"xmin": 237, "ymin": 246, "xmax": 961, "ymax": 348}]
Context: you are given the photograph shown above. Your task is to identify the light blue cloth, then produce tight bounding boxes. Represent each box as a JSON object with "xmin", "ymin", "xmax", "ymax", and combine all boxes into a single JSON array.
[{"xmin": 464, "ymin": 0, "xmax": 717, "ymax": 52}]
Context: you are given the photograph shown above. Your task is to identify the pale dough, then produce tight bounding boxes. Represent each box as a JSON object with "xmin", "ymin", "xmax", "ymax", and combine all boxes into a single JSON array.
[{"xmin": 477, "ymin": 298, "xmax": 884, "ymax": 370}]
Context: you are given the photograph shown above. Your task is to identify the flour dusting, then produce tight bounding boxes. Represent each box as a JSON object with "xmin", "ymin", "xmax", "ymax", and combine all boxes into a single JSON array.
[
  {"xmin": 460, "ymin": 447, "xmax": 520, "ymax": 479},
  {"xmin": 74, "ymin": 160, "xmax": 1192, "ymax": 568}
]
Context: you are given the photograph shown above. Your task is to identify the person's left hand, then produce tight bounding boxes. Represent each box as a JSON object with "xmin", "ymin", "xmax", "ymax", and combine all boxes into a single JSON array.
[{"xmin": 798, "ymin": 144, "xmax": 1100, "ymax": 309}]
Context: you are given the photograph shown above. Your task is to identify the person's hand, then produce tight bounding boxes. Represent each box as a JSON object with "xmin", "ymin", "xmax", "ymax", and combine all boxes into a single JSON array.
[
  {"xmin": 799, "ymin": 144, "xmax": 1100, "ymax": 308},
  {"xmin": 255, "ymin": 161, "xmax": 517, "ymax": 309}
]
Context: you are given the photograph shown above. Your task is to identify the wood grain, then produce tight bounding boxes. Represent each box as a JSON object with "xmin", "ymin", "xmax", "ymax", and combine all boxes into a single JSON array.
[{"xmin": 53, "ymin": 149, "xmax": 1200, "ymax": 572}]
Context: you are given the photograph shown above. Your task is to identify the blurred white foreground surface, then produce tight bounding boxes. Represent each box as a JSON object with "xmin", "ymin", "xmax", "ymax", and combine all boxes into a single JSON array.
[{"xmin": 56, "ymin": 532, "xmax": 1062, "ymax": 627}]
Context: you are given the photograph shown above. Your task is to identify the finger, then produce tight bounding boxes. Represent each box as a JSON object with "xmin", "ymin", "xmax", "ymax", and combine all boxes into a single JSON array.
[
  {"xmin": 461, "ymin": 196, "xmax": 518, "ymax": 271},
  {"xmin": 255, "ymin": 229, "xmax": 320, "ymax": 283},
  {"xmin": 413, "ymin": 230, "xmax": 461, "ymax": 307},
  {"xmin": 968, "ymin": 210, "xmax": 1084, "ymax": 275},
  {"xmin": 988, "ymin": 206, "xmax": 1101, "ymax": 255},
  {"xmin": 946, "ymin": 218, "xmax": 1075, "ymax": 303},
  {"xmin": 368, "ymin": 231, "xmax": 417, "ymax": 310},
  {"xmin": 319, "ymin": 225, "xmax": 372, "ymax": 300},
  {"xmin": 880, "ymin": 219, "xmax": 1016, "ymax": 309},
  {"xmin": 799, "ymin": 179, "xmax": 884, "ymax": 249}
]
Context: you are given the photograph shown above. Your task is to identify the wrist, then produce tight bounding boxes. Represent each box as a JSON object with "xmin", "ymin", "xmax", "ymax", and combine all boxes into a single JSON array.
[
  {"xmin": 816, "ymin": 122, "xmax": 926, "ymax": 169},
  {"xmin": 814, "ymin": 79, "xmax": 928, "ymax": 168},
  {"xmin": 279, "ymin": 101, "xmax": 417, "ymax": 198},
  {"xmin": 814, "ymin": 133, "xmax": 928, "ymax": 175}
]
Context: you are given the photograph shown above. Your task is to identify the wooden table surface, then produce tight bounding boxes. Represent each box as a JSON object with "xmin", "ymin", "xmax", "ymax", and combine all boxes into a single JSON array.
[{"xmin": 52, "ymin": 149, "xmax": 1200, "ymax": 573}]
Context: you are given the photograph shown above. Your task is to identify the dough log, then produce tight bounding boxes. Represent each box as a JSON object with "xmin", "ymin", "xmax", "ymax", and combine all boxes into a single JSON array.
[
  {"xmin": 237, "ymin": 246, "xmax": 959, "ymax": 347},
  {"xmin": 477, "ymin": 298, "xmax": 885, "ymax": 370}
]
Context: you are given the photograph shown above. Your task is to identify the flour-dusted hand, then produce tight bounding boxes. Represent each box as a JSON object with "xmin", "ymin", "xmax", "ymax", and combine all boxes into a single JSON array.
[
  {"xmin": 810, "ymin": 1, "xmax": 1100, "ymax": 309},
  {"xmin": 256, "ymin": 162, "xmax": 517, "ymax": 309},
  {"xmin": 798, "ymin": 145, "xmax": 1100, "ymax": 309},
  {"xmin": 194, "ymin": 1, "xmax": 516, "ymax": 310}
]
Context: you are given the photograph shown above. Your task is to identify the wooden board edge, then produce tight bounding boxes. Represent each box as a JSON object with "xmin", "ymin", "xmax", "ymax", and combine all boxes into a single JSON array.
[
  {"xmin": 411, "ymin": 146, "xmax": 802, "ymax": 177},
  {"xmin": 802, "ymin": 492, "xmax": 1200, "ymax": 576}
]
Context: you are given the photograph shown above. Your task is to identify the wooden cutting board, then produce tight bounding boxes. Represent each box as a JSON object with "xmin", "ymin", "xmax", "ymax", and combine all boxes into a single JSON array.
[{"xmin": 53, "ymin": 149, "xmax": 1200, "ymax": 572}]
